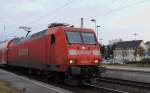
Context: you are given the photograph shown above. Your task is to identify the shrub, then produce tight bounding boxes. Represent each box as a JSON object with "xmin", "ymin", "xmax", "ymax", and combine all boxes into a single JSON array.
[{"xmin": 141, "ymin": 58, "xmax": 150, "ymax": 63}]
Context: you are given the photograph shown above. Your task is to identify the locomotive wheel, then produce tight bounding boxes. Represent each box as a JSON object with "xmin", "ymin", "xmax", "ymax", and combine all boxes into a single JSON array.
[
  {"xmin": 27, "ymin": 69, "xmax": 38, "ymax": 75},
  {"xmin": 64, "ymin": 72, "xmax": 80, "ymax": 86},
  {"xmin": 64, "ymin": 79, "xmax": 79, "ymax": 86},
  {"xmin": 28, "ymin": 69, "xmax": 32, "ymax": 75},
  {"xmin": 54, "ymin": 72, "xmax": 64, "ymax": 83}
]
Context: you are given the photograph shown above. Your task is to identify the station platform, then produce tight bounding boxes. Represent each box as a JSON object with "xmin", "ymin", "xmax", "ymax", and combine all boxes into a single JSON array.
[
  {"xmin": 0, "ymin": 69, "xmax": 73, "ymax": 93},
  {"xmin": 102, "ymin": 66, "xmax": 150, "ymax": 83},
  {"xmin": 105, "ymin": 65, "xmax": 150, "ymax": 72}
]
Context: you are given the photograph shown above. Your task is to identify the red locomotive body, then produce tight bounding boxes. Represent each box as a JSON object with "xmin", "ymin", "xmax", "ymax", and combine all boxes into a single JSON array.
[{"xmin": 0, "ymin": 24, "xmax": 104, "ymax": 84}]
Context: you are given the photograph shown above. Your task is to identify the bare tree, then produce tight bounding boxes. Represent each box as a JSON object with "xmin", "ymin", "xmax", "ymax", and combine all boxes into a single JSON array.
[
  {"xmin": 134, "ymin": 47, "xmax": 145, "ymax": 62},
  {"xmin": 109, "ymin": 38, "xmax": 123, "ymax": 45}
]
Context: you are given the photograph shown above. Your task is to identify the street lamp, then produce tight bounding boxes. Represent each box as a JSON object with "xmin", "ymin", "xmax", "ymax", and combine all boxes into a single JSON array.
[
  {"xmin": 91, "ymin": 19, "xmax": 97, "ymax": 37},
  {"xmin": 96, "ymin": 25, "xmax": 101, "ymax": 40},
  {"xmin": 133, "ymin": 33, "xmax": 137, "ymax": 40},
  {"xmin": 100, "ymin": 38, "xmax": 103, "ymax": 45},
  {"xmin": 0, "ymin": 25, "xmax": 6, "ymax": 41}
]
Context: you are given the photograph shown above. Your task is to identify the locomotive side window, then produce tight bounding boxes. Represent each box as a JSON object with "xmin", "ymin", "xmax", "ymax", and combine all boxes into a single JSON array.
[
  {"xmin": 51, "ymin": 34, "xmax": 55, "ymax": 45},
  {"xmin": 66, "ymin": 32, "xmax": 82, "ymax": 44},
  {"xmin": 81, "ymin": 33, "xmax": 96, "ymax": 44}
]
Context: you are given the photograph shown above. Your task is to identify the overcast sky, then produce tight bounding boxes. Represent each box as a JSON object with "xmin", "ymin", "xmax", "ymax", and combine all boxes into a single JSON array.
[{"xmin": 0, "ymin": 0, "xmax": 150, "ymax": 44}]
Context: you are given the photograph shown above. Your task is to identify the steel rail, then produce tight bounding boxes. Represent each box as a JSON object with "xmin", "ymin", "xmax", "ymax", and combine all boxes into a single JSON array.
[
  {"xmin": 83, "ymin": 83, "xmax": 128, "ymax": 93},
  {"xmin": 98, "ymin": 77, "xmax": 150, "ymax": 89}
]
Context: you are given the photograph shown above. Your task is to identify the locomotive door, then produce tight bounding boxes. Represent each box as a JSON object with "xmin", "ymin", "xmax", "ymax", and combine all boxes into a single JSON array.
[{"xmin": 49, "ymin": 34, "xmax": 56, "ymax": 64}]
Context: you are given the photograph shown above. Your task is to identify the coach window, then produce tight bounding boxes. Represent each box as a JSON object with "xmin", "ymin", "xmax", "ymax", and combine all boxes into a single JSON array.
[{"xmin": 51, "ymin": 34, "xmax": 55, "ymax": 45}]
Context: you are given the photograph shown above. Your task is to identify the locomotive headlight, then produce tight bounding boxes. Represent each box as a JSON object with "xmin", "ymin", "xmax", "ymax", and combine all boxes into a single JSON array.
[
  {"xmin": 93, "ymin": 50, "xmax": 101, "ymax": 56},
  {"xmin": 69, "ymin": 59, "xmax": 76, "ymax": 64},
  {"xmin": 68, "ymin": 50, "xmax": 77, "ymax": 55},
  {"xmin": 94, "ymin": 59, "xmax": 99, "ymax": 64}
]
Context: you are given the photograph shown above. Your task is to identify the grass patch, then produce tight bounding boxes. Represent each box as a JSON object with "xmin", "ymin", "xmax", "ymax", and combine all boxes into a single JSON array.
[{"xmin": 0, "ymin": 80, "xmax": 23, "ymax": 93}]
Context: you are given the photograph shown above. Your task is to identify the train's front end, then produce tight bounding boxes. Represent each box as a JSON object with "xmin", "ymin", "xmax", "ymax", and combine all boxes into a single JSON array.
[{"xmin": 65, "ymin": 27, "xmax": 105, "ymax": 84}]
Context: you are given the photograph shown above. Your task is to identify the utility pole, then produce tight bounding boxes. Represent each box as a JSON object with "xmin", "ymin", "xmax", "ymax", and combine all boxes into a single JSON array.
[
  {"xmin": 91, "ymin": 19, "xmax": 97, "ymax": 37},
  {"xmin": 2, "ymin": 25, "xmax": 6, "ymax": 41},
  {"xmin": 133, "ymin": 33, "xmax": 137, "ymax": 40},
  {"xmin": 19, "ymin": 26, "xmax": 32, "ymax": 37},
  {"xmin": 96, "ymin": 25, "xmax": 101, "ymax": 41},
  {"xmin": 81, "ymin": 18, "xmax": 84, "ymax": 28}
]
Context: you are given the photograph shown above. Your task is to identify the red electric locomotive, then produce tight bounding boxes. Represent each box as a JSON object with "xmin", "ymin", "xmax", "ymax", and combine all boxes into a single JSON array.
[{"xmin": 0, "ymin": 23, "xmax": 104, "ymax": 84}]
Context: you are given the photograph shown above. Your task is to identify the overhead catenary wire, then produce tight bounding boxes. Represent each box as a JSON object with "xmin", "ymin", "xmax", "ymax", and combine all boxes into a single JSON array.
[
  {"xmin": 88, "ymin": 0, "xmax": 149, "ymax": 19},
  {"xmin": 29, "ymin": 0, "xmax": 122, "ymax": 28},
  {"xmin": 34, "ymin": 0, "xmax": 149, "ymax": 27},
  {"xmin": 2, "ymin": 0, "xmax": 149, "ymax": 28},
  {"xmin": 1, "ymin": 0, "xmax": 149, "ymax": 42},
  {"xmin": 26, "ymin": 0, "xmax": 75, "ymax": 26},
  {"xmin": 7, "ymin": 0, "xmax": 149, "ymax": 34}
]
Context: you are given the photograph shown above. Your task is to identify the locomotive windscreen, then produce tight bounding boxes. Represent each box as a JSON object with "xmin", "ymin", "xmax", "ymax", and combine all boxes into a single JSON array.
[
  {"xmin": 66, "ymin": 32, "xmax": 82, "ymax": 44},
  {"xmin": 66, "ymin": 31, "xmax": 96, "ymax": 44}
]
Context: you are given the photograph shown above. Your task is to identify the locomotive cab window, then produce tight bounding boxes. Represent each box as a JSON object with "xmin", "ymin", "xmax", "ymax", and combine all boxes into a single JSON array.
[
  {"xmin": 66, "ymin": 32, "xmax": 82, "ymax": 44},
  {"xmin": 81, "ymin": 32, "xmax": 96, "ymax": 44}
]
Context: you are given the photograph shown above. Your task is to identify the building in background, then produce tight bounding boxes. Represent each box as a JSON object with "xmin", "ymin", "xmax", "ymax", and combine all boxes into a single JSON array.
[
  {"xmin": 113, "ymin": 40, "xmax": 145, "ymax": 62},
  {"xmin": 145, "ymin": 41, "xmax": 150, "ymax": 58}
]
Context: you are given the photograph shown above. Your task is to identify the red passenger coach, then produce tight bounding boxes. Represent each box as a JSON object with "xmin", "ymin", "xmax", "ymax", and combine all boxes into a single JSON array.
[
  {"xmin": 0, "ymin": 40, "xmax": 11, "ymax": 65},
  {"xmin": 0, "ymin": 23, "xmax": 104, "ymax": 84}
]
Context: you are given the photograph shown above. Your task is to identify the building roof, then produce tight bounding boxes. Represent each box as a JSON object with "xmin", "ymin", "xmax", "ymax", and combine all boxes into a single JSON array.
[
  {"xmin": 145, "ymin": 41, "xmax": 150, "ymax": 45},
  {"xmin": 115, "ymin": 40, "xmax": 143, "ymax": 49},
  {"xmin": 145, "ymin": 51, "xmax": 150, "ymax": 56}
]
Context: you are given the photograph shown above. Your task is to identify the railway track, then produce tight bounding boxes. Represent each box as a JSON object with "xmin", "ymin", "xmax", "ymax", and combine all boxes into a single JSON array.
[
  {"xmin": 83, "ymin": 83, "xmax": 127, "ymax": 93},
  {"xmin": 0, "ymin": 67, "xmax": 128, "ymax": 93},
  {"xmin": 98, "ymin": 77, "xmax": 150, "ymax": 89},
  {"xmin": 1, "ymin": 66, "xmax": 150, "ymax": 93}
]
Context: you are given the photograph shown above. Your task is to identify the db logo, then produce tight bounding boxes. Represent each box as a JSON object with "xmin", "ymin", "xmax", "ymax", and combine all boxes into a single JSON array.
[{"xmin": 18, "ymin": 48, "xmax": 29, "ymax": 56}]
